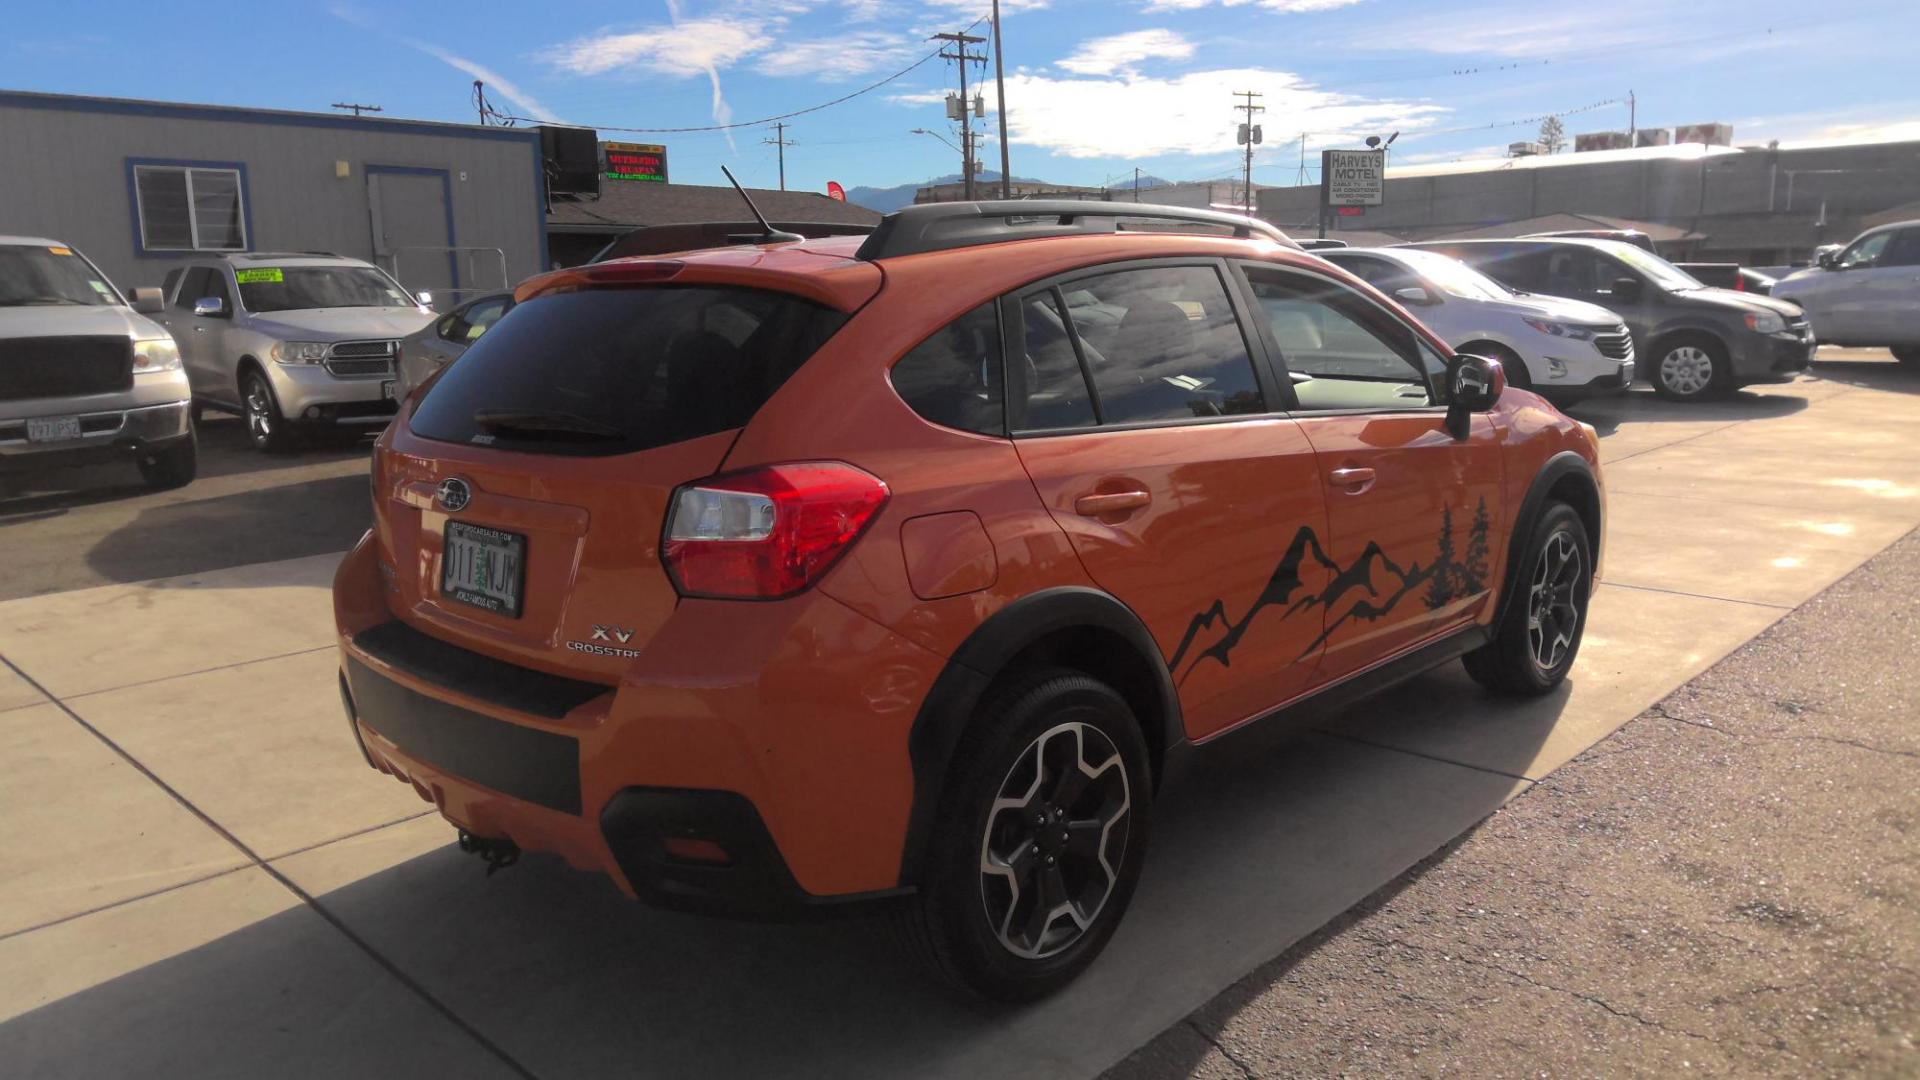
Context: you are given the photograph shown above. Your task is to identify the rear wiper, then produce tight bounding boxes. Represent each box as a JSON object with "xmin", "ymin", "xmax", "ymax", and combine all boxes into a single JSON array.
[{"xmin": 472, "ymin": 409, "xmax": 622, "ymax": 440}]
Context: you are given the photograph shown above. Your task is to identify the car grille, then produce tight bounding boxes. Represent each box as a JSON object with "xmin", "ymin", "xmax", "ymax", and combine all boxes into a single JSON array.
[
  {"xmin": 1787, "ymin": 318, "xmax": 1813, "ymax": 342},
  {"xmin": 1593, "ymin": 328, "xmax": 1634, "ymax": 361},
  {"xmin": 0, "ymin": 336, "xmax": 133, "ymax": 402},
  {"xmin": 325, "ymin": 340, "xmax": 398, "ymax": 378}
]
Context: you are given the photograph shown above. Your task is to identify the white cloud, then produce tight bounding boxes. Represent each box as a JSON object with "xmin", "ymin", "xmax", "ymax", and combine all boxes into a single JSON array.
[
  {"xmin": 405, "ymin": 41, "xmax": 569, "ymax": 124},
  {"xmin": 544, "ymin": 17, "xmax": 769, "ymax": 78},
  {"xmin": 993, "ymin": 67, "xmax": 1445, "ymax": 159},
  {"xmin": 756, "ymin": 32, "xmax": 917, "ymax": 80},
  {"xmin": 1143, "ymin": 0, "xmax": 1364, "ymax": 12},
  {"xmin": 1057, "ymin": 29, "xmax": 1194, "ymax": 76}
]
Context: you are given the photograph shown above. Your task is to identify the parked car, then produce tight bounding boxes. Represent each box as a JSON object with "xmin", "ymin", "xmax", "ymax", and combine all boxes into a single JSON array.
[
  {"xmin": 395, "ymin": 292, "xmax": 515, "ymax": 399},
  {"xmin": 1524, "ymin": 228, "xmax": 1658, "ymax": 254},
  {"xmin": 1674, "ymin": 263, "xmax": 1776, "ymax": 295},
  {"xmin": 1, "ymin": 236, "xmax": 195, "ymax": 491},
  {"xmin": 149, "ymin": 252, "xmax": 435, "ymax": 452},
  {"xmin": 1408, "ymin": 238, "xmax": 1814, "ymax": 400},
  {"xmin": 335, "ymin": 200, "xmax": 1606, "ymax": 1000},
  {"xmin": 1316, "ymin": 246, "xmax": 1634, "ymax": 400},
  {"xmin": 1771, "ymin": 221, "xmax": 1920, "ymax": 368}
]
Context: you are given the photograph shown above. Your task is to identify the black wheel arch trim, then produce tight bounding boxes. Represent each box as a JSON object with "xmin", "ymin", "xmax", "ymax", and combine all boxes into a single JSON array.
[
  {"xmin": 899, "ymin": 586, "xmax": 1184, "ymax": 886},
  {"xmin": 1493, "ymin": 450, "xmax": 1602, "ymax": 629}
]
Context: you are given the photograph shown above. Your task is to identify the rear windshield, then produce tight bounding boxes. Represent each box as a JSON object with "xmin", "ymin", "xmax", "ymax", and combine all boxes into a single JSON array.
[{"xmin": 409, "ymin": 286, "xmax": 848, "ymax": 456}]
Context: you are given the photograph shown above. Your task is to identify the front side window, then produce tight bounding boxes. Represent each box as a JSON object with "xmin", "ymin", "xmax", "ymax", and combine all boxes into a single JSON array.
[
  {"xmin": 172, "ymin": 267, "xmax": 211, "ymax": 310},
  {"xmin": 133, "ymin": 165, "xmax": 246, "ymax": 251},
  {"xmin": 1836, "ymin": 230, "xmax": 1894, "ymax": 270},
  {"xmin": 236, "ymin": 266, "xmax": 412, "ymax": 313},
  {"xmin": 1881, "ymin": 228, "xmax": 1920, "ymax": 268},
  {"xmin": 1243, "ymin": 267, "xmax": 1434, "ymax": 412},
  {"xmin": 0, "ymin": 244, "xmax": 121, "ymax": 307},
  {"xmin": 890, "ymin": 301, "xmax": 1005, "ymax": 435}
]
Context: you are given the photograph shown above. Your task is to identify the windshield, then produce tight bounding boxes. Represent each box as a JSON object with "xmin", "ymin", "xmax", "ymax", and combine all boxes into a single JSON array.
[
  {"xmin": 0, "ymin": 244, "xmax": 122, "ymax": 307},
  {"xmin": 236, "ymin": 266, "xmax": 413, "ymax": 312},
  {"xmin": 1390, "ymin": 248, "xmax": 1514, "ymax": 302},
  {"xmin": 1608, "ymin": 243, "xmax": 1705, "ymax": 292}
]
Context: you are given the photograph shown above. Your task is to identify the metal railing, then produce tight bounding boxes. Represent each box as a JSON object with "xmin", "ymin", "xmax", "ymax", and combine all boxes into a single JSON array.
[{"xmin": 376, "ymin": 246, "xmax": 510, "ymax": 310}]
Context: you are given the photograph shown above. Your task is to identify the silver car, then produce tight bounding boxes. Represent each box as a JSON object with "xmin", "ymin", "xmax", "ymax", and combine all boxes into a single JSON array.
[
  {"xmin": 394, "ymin": 291, "xmax": 515, "ymax": 399},
  {"xmin": 2, "ymin": 236, "xmax": 195, "ymax": 491},
  {"xmin": 148, "ymin": 253, "xmax": 435, "ymax": 452}
]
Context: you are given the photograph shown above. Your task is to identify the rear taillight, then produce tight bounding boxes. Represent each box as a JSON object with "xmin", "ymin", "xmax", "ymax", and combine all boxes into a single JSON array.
[{"xmin": 662, "ymin": 462, "xmax": 888, "ymax": 600}]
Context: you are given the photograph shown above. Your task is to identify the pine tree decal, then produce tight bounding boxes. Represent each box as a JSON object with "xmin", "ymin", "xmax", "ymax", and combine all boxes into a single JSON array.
[
  {"xmin": 1461, "ymin": 497, "xmax": 1491, "ymax": 594},
  {"xmin": 1424, "ymin": 505, "xmax": 1456, "ymax": 610}
]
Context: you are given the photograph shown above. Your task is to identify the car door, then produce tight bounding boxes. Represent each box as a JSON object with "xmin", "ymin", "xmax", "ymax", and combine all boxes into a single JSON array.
[
  {"xmin": 1860, "ymin": 227, "xmax": 1920, "ymax": 343},
  {"xmin": 168, "ymin": 266, "xmax": 226, "ymax": 402},
  {"xmin": 1819, "ymin": 230, "xmax": 1896, "ymax": 342},
  {"xmin": 1007, "ymin": 260, "xmax": 1335, "ymax": 740},
  {"xmin": 1236, "ymin": 261, "xmax": 1506, "ymax": 684}
]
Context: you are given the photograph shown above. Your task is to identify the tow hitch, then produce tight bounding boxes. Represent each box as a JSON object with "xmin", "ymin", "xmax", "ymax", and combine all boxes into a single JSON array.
[{"xmin": 458, "ymin": 830, "xmax": 520, "ymax": 876}]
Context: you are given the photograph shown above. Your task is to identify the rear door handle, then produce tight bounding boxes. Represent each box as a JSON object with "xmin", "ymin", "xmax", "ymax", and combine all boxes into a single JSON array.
[
  {"xmin": 1074, "ymin": 490, "xmax": 1151, "ymax": 516},
  {"xmin": 1329, "ymin": 466, "xmax": 1375, "ymax": 487}
]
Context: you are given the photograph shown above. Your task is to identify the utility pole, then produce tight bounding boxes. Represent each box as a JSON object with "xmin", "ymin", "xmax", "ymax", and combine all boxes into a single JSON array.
[
  {"xmin": 331, "ymin": 102, "xmax": 383, "ymax": 118},
  {"xmin": 1233, "ymin": 91, "xmax": 1264, "ymax": 214},
  {"xmin": 763, "ymin": 122, "xmax": 795, "ymax": 191},
  {"xmin": 1627, "ymin": 89, "xmax": 1637, "ymax": 144},
  {"xmin": 1296, "ymin": 132, "xmax": 1309, "ymax": 186},
  {"xmin": 933, "ymin": 30, "xmax": 987, "ymax": 200},
  {"xmin": 991, "ymin": 0, "xmax": 1012, "ymax": 199},
  {"xmin": 1134, "ymin": 167, "xmax": 1141, "ymax": 202}
]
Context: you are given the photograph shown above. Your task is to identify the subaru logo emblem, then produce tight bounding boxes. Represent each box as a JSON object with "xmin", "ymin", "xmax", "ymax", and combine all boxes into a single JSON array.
[{"xmin": 437, "ymin": 477, "xmax": 472, "ymax": 512}]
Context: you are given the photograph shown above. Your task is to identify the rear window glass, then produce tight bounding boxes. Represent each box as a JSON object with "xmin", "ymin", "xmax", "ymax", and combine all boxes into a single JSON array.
[
  {"xmin": 889, "ymin": 302, "xmax": 1005, "ymax": 435},
  {"xmin": 409, "ymin": 286, "xmax": 847, "ymax": 456}
]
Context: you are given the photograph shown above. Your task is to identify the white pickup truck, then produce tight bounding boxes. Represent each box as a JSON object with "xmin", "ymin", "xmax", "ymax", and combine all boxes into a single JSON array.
[{"xmin": 0, "ymin": 236, "xmax": 195, "ymax": 492}]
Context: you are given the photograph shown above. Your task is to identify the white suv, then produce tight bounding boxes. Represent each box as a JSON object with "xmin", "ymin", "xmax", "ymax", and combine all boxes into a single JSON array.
[
  {"xmin": 150, "ymin": 253, "xmax": 435, "ymax": 452},
  {"xmin": 1771, "ymin": 221, "xmax": 1920, "ymax": 368},
  {"xmin": 1317, "ymin": 247, "xmax": 1635, "ymax": 400}
]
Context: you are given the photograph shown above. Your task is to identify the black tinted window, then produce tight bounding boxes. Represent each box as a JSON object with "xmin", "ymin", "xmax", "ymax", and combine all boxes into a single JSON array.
[
  {"xmin": 410, "ymin": 286, "xmax": 847, "ymax": 456},
  {"xmin": 1015, "ymin": 291, "xmax": 1097, "ymax": 430},
  {"xmin": 1063, "ymin": 265, "xmax": 1263, "ymax": 423},
  {"xmin": 890, "ymin": 302, "xmax": 1005, "ymax": 435},
  {"xmin": 173, "ymin": 267, "xmax": 210, "ymax": 310}
]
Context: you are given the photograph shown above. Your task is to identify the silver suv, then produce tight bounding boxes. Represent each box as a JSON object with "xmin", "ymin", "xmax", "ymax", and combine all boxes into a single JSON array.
[
  {"xmin": 1, "ymin": 236, "xmax": 195, "ymax": 491},
  {"xmin": 150, "ymin": 253, "xmax": 435, "ymax": 452}
]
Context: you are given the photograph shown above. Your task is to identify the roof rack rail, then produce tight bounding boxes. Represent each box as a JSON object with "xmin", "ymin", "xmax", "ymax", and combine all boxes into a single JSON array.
[
  {"xmin": 590, "ymin": 221, "xmax": 876, "ymax": 263},
  {"xmin": 854, "ymin": 200, "xmax": 1295, "ymax": 261}
]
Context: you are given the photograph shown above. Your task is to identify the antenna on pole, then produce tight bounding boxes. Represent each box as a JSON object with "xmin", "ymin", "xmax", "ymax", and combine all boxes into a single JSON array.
[
  {"xmin": 933, "ymin": 29, "xmax": 988, "ymax": 200},
  {"xmin": 331, "ymin": 102, "xmax": 383, "ymax": 118},
  {"xmin": 720, "ymin": 166, "xmax": 803, "ymax": 244},
  {"xmin": 1233, "ymin": 91, "xmax": 1264, "ymax": 215},
  {"xmin": 762, "ymin": 122, "xmax": 795, "ymax": 191}
]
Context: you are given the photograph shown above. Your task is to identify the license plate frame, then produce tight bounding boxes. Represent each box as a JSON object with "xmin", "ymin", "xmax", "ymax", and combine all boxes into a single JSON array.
[
  {"xmin": 25, "ymin": 415, "xmax": 82, "ymax": 443},
  {"xmin": 441, "ymin": 521, "xmax": 527, "ymax": 618}
]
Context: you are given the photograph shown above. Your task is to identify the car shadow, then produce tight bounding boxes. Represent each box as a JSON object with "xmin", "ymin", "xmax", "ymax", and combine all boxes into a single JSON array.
[
  {"xmin": 0, "ymin": 678, "xmax": 1558, "ymax": 1079},
  {"xmin": 1562, "ymin": 386, "xmax": 1810, "ymax": 436},
  {"xmin": 1806, "ymin": 358, "xmax": 1918, "ymax": 396}
]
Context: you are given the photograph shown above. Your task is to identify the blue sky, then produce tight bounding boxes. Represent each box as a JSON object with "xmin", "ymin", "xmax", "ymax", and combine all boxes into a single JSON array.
[{"xmin": 7, "ymin": 0, "xmax": 1917, "ymax": 194}]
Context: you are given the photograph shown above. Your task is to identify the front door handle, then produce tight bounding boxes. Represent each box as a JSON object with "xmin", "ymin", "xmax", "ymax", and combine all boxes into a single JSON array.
[
  {"xmin": 1329, "ymin": 466, "xmax": 1375, "ymax": 488},
  {"xmin": 1074, "ymin": 490, "xmax": 1151, "ymax": 516}
]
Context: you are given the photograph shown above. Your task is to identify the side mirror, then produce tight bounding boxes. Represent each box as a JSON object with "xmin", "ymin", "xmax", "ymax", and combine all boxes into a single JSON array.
[
  {"xmin": 192, "ymin": 296, "xmax": 228, "ymax": 318},
  {"xmin": 1815, "ymin": 250, "xmax": 1837, "ymax": 269},
  {"xmin": 1446, "ymin": 353, "xmax": 1506, "ymax": 440},
  {"xmin": 1609, "ymin": 276, "xmax": 1644, "ymax": 303},
  {"xmin": 1394, "ymin": 285, "xmax": 1437, "ymax": 306},
  {"xmin": 130, "ymin": 287, "xmax": 166, "ymax": 314},
  {"xmin": 415, "ymin": 291, "xmax": 434, "ymax": 307}
]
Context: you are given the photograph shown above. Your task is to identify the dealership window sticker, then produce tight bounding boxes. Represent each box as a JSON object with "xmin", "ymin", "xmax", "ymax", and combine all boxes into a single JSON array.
[{"xmin": 236, "ymin": 268, "xmax": 284, "ymax": 284}]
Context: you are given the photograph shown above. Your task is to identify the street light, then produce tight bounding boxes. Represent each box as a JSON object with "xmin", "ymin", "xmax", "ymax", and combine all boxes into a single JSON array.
[{"xmin": 910, "ymin": 127, "xmax": 962, "ymax": 153}]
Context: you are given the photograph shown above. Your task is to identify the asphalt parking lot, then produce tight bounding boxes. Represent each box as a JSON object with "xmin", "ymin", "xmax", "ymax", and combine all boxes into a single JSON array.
[{"xmin": 1, "ymin": 348, "xmax": 1916, "ymax": 1078}]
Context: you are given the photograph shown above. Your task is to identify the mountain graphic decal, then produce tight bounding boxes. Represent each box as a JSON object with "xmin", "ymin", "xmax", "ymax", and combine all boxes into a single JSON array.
[{"xmin": 1168, "ymin": 498, "xmax": 1491, "ymax": 683}]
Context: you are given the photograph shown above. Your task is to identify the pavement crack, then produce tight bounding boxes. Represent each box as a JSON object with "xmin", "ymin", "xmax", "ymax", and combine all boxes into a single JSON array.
[
  {"xmin": 1184, "ymin": 1019, "xmax": 1257, "ymax": 1078},
  {"xmin": 1649, "ymin": 704, "xmax": 1918, "ymax": 761}
]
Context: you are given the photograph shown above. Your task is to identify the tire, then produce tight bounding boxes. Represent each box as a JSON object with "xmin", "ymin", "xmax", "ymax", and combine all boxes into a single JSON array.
[
  {"xmin": 240, "ymin": 369, "xmax": 298, "ymax": 454},
  {"xmin": 1464, "ymin": 342, "xmax": 1530, "ymax": 391},
  {"xmin": 188, "ymin": 398, "xmax": 204, "ymax": 425},
  {"xmin": 1462, "ymin": 501, "xmax": 1593, "ymax": 696},
  {"xmin": 1893, "ymin": 346, "xmax": 1920, "ymax": 369},
  {"xmin": 136, "ymin": 434, "xmax": 197, "ymax": 491},
  {"xmin": 1650, "ymin": 334, "xmax": 1733, "ymax": 401},
  {"xmin": 895, "ymin": 668, "xmax": 1152, "ymax": 1002}
]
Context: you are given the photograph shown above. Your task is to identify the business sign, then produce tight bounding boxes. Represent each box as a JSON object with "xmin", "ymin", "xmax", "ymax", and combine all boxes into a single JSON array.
[
  {"xmin": 826, "ymin": 181, "xmax": 846, "ymax": 202},
  {"xmin": 1321, "ymin": 148, "xmax": 1385, "ymax": 207},
  {"xmin": 604, "ymin": 142, "xmax": 668, "ymax": 183}
]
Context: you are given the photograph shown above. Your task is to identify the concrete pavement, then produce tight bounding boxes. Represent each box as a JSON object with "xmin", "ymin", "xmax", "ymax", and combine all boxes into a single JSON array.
[{"xmin": 0, "ymin": 352, "xmax": 1915, "ymax": 1078}]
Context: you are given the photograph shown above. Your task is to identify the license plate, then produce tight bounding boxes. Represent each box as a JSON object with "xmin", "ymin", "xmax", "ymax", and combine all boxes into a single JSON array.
[
  {"xmin": 442, "ymin": 522, "xmax": 526, "ymax": 617},
  {"xmin": 381, "ymin": 380, "xmax": 397, "ymax": 400},
  {"xmin": 26, "ymin": 416, "xmax": 82, "ymax": 442}
]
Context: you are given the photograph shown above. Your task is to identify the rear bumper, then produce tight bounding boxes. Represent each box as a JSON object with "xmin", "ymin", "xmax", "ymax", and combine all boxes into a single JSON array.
[
  {"xmin": 330, "ymin": 533, "xmax": 938, "ymax": 917},
  {"xmin": 0, "ymin": 400, "xmax": 191, "ymax": 468}
]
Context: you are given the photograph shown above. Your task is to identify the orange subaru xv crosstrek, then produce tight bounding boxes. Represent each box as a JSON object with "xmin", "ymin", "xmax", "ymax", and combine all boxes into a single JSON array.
[{"xmin": 334, "ymin": 201, "xmax": 1604, "ymax": 1001}]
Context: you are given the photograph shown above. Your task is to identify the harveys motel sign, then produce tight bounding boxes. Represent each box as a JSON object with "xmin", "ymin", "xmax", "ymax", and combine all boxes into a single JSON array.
[{"xmin": 1321, "ymin": 148, "xmax": 1385, "ymax": 207}]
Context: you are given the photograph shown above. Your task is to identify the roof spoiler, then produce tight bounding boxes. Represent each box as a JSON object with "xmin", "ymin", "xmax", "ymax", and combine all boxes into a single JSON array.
[{"xmin": 854, "ymin": 200, "xmax": 1297, "ymax": 261}]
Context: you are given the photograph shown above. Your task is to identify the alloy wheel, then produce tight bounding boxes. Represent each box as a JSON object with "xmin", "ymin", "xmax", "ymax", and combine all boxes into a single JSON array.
[
  {"xmin": 1526, "ymin": 530, "xmax": 1584, "ymax": 671},
  {"xmin": 1658, "ymin": 346, "xmax": 1715, "ymax": 396},
  {"xmin": 978, "ymin": 721, "xmax": 1132, "ymax": 960},
  {"xmin": 244, "ymin": 378, "xmax": 274, "ymax": 446}
]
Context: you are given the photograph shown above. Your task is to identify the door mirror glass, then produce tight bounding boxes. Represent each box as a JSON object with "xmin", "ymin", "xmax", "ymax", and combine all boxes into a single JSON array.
[
  {"xmin": 1815, "ymin": 249, "xmax": 1837, "ymax": 269},
  {"xmin": 192, "ymin": 296, "xmax": 228, "ymax": 318},
  {"xmin": 1393, "ymin": 285, "xmax": 1435, "ymax": 306},
  {"xmin": 415, "ymin": 290, "xmax": 434, "ymax": 307},
  {"xmin": 130, "ymin": 287, "xmax": 166, "ymax": 314},
  {"xmin": 1609, "ymin": 276, "xmax": 1643, "ymax": 303},
  {"xmin": 1446, "ymin": 353, "xmax": 1505, "ymax": 439}
]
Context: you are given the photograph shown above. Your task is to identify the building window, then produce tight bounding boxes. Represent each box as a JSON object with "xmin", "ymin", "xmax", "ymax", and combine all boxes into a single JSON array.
[{"xmin": 133, "ymin": 165, "xmax": 247, "ymax": 251}]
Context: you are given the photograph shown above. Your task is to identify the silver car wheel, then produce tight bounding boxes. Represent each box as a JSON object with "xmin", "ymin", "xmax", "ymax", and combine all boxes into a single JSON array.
[
  {"xmin": 978, "ymin": 721, "xmax": 1131, "ymax": 960},
  {"xmin": 243, "ymin": 378, "xmax": 274, "ymax": 446},
  {"xmin": 1658, "ymin": 346, "xmax": 1715, "ymax": 396},
  {"xmin": 1526, "ymin": 530, "xmax": 1583, "ymax": 671}
]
